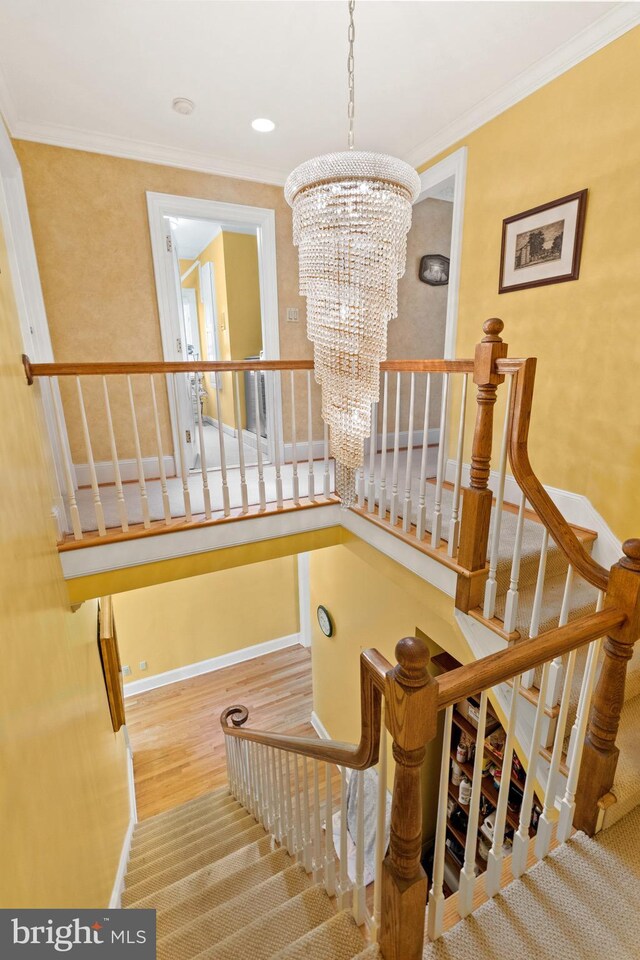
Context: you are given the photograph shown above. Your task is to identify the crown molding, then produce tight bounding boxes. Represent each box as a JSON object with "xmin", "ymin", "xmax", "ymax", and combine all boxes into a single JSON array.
[
  {"xmin": 9, "ymin": 118, "xmax": 289, "ymax": 186},
  {"xmin": 405, "ymin": 3, "xmax": 640, "ymax": 169}
]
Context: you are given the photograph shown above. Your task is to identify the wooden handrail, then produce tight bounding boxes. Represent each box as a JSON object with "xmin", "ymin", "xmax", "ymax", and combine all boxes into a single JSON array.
[
  {"xmin": 437, "ymin": 606, "xmax": 625, "ymax": 709},
  {"xmin": 220, "ymin": 648, "xmax": 391, "ymax": 768},
  {"xmin": 23, "ymin": 355, "xmax": 475, "ymax": 383},
  {"xmin": 505, "ymin": 356, "xmax": 609, "ymax": 592}
]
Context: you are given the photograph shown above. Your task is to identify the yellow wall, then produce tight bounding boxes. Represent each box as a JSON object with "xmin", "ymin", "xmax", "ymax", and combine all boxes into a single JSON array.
[
  {"xmin": 309, "ymin": 538, "xmax": 472, "ymax": 838},
  {"xmin": 14, "ymin": 141, "xmax": 308, "ymax": 464},
  {"xmin": 419, "ymin": 26, "xmax": 640, "ymax": 540},
  {"xmin": 0, "ymin": 213, "xmax": 129, "ymax": 906},
  {"xmin": 112, "ymin": 555, "xmax": 299, "ymax": 682}
]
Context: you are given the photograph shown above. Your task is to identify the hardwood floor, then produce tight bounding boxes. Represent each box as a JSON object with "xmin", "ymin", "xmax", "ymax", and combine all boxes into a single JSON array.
[{"xmin": 125, "ymin": 644, "xmax": 315, "ymax": 820}]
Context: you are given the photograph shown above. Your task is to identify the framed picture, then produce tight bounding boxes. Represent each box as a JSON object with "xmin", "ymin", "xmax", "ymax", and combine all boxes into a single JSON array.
[
  {"xmin": 499, "ymin": 189, "xmax": 587, "ymax": 293},
  {"xmin": 419, "ymin": 254, "xmax": 449, "ymax": 286}
]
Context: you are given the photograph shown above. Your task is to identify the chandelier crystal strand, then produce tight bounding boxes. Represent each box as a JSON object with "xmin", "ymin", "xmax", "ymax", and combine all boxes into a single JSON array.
[{"xmin": 285, "ymin": 5, "xmax": 420, "ymax": 508}]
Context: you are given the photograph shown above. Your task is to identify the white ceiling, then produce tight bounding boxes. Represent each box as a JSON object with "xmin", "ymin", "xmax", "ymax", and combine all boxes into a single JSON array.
[
  {"xmin": 172, "ymin": 217, "xmax": 256, "ymax": 259},
  {"xmin": 0, "ymin": 1, "xmax": 637, "ymax": 185}
]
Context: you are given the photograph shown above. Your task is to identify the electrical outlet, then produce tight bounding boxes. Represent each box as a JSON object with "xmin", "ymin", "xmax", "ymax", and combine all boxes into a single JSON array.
[
  {"xmin": 139, "ymin": 660, "xmax": 148, "ymax": 671},
  {"xmin": 286, "ymin": 307, "xmax": 299, "ymax": 323},
  {"xmin": 122, "ymin": 665, "xmax": 131, "ymax": 677}
]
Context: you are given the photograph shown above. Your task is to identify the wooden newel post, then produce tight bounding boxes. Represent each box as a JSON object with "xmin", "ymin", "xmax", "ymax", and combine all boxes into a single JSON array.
[
  {"xmin": 380, "ymin": 636, "xmax": 439, "ymax": 960},
  {"xmin": 574, "ymin": 538, "xmax": 640, "ymax": 834},
  {"xmin": 456, "ymin": 318, "xmax": 508, "ymax": 612}
]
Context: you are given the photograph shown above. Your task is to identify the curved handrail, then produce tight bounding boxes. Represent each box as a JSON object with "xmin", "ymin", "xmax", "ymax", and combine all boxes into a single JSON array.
[
  {"xmin": 498, "ymin": 356, "xmax": 610, "ymax": 593},
  {"xmin": 220, "ymin": 648, "xmax": 391, "ymax": 769}
]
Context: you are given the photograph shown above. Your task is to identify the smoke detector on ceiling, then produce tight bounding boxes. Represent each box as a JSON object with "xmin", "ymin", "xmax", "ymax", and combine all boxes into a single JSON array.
[{"xmin": 172, "ymin": 98, "xmax": 195, "ymax": 116}]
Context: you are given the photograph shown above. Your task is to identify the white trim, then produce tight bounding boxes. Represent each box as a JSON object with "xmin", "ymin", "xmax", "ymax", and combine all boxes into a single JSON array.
[
  {"xmin": 415, "ymin": 148, "xmax": 467, "ymax": 360},
  {"xmin": 74, "ymin": 455, "xmax": 176, "ymax": 486},
  {"xmin": 10, "ymin": 119, "xmax": 288, "ymax": 186},
  {"xmin": 146, "ymin": 192, "xmax": 282, "ymax": 470},
  {"xmin": 123, "ymin": 633, "xmax": 301, "ymax": 698},
  {"xmin": 311, "ymin": 710, "xmax": 332, "ymax": 741},
  {"xmin": 108, "ymin": 741, "xmax": 137, "ymax": 908},
  {"xmin": 405, "ymin": 4, "xmax": 640, "ymax": 168},
  {"xmin": 445, "ymin": 459, "xmax": 621, "ymax": 569},
  {"xmin": 298, "ymin": 553, "xmax": 312, "ymax": 649}
]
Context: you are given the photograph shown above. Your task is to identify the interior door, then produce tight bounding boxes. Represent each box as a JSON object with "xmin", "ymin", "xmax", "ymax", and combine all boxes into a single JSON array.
[{"xmin": 165, "ymin": 218, "xmax": 200, "ymax": 470}]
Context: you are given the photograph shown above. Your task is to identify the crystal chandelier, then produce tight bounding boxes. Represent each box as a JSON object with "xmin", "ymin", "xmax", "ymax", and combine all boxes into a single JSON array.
[{"xmin": 285, "ymin": 0, "xmax": 420, "ymax": 508}]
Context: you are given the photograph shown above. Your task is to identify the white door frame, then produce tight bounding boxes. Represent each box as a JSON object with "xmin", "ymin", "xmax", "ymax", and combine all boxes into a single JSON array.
[
  {"xmin": 415, "ymin": 146, "xmax": 467, "ymax": 359},
  {"xmin": 146, "ymin": 192, "xmax": 282, "ymax": 469},
  {"xmin": 0, "ymin": 120, "xmax": 68, "ymax": 533}
]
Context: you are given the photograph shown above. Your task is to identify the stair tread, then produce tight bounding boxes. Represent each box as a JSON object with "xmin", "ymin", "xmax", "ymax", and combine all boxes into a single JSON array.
[
  {"xmin": 130, "ymin": 805, "xmax": 250, "ymax": 864},
  {"xmin": 125, "ymin": 835, "xmax": 277, "ymax": 912},
  {"xmin": 127, "ymin": 811, "xmax": 256, "ymax": 880},
  {"xmin": 132, "ymin": 797, "xmax": 241, "ymax": 850},
  {"xmin": 193, "ymin": 885, "xmax": 335, "ymax": 960},
  {"xmin": 158, "ymin": 863, "xmax": 310, "ymax": 960},
  {"xmin": 271, "ymin": 910, "xmax": 368, "ymax": 960},
  {"xmin": 135, "ymin": 790, "xmax": 235, "ymax": 835},
  {"xmin": 122, "ymin": 823, "xmax": 267, "ymax": 905},
  {"xmin": 494, "ymin": 570, "xmax": 599, "ymax": 640}
]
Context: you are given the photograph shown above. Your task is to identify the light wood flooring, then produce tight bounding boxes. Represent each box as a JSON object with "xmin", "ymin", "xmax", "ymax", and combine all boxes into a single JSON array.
[{"xmin": 125, "ymin": 644, "xmax": 315, "ymax": 820}]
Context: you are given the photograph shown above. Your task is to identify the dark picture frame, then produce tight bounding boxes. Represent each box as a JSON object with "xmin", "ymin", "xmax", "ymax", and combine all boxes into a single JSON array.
[
  {"xmin": 419, "ymin": 254, "xmax": 450, "ymax": 286},
  {"xmin": 499, "ymin": 189, "xmax": 587, "ymax": 293}
]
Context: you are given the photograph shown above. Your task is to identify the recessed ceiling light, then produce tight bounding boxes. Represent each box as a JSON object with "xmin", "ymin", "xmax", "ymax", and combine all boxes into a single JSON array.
[
  {"xmin": 252, "ymin": 118, "xmax": 276, "ymax": 133},
  {"xmin": 172, "ymin": 97, "xmax": 195, "ymax": 115}
]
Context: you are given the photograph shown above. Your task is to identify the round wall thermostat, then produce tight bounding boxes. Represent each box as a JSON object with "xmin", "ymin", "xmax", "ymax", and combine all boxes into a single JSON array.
[{"xmin": 317, "ymin": 605, "xmax": 334, "ymax": 637}]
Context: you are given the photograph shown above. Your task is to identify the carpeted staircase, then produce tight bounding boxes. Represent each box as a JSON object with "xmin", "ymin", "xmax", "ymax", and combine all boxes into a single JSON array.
[{"xmin": 122, "ymin": 787, "xmax": 375, "ymax": 960}]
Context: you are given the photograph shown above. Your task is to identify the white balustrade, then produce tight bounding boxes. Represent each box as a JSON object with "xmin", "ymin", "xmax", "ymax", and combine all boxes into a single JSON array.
[
  {"xmin": 323, "ymin": 422, "xmax": 331, "ymax": 498},
  {"xmin": 233, "ymin": 371, "xmax": 249, "ymax": 513},
  {"xmin": 194, "ymin": 378, "xmax": 212, "ymax": 520},
  {"xmin": 102, "ymin": 377, "xmax": 128, "ymax": 532},
  {"xmin": 368, "ymin": 402, "xmax": 378, "ymax": 513},
  {"xmin": 521, "ymin": 527, "xmax": 549, "ymax": 689},
  {"xmin": 313, "ymin": 759, "xmax": 323, "ymax": 882},
  {"xmin": 52, "ymin": 378, "xmax": 83, "ymax": 540},
  {"xmin": 76, "ymin": 377, "xmax": 106, "ymax": 536},
  {"xmin": 338, "ymin": 766, "xmax": 351, "ymax": 909},
  {"xmin": 252, "ymin": 369, "xmax": 266, "ymax": 511},
  {"xmin": 416, "ymin": 373, "xmax": 432, "ymax": 541},
  {"xmin": 502, "ymin": 490, "xmax": 527, "ymax": 634},
  {"xmin": 378, "ymin": 372, "xmax": 389, "ymax": 520},
  {"xmin": 307, "ymin": 370, "xmax": 315, "ymax": 503},
  {"xmin": 447, "ymin": 373, "xmax": 468, "ymax": 557},
  {"xmin": 324, "ymin": 763, "xmax": 336, "ymax": 895},
  {"xmin": 149, "ymin": 374, "xmax": 172, "ymax": 524},
  {"xmin": 126, "ymin": 376, "xmax": 151, "ymax": 529},
  {"xmin": 427, "ymin": 704, "xmax": 453, "ymax": 941},
  {"xmin": 431, "ymin": 373, "xmax": 451, "ymax": 548},
  {"xmin": 457, "ymin": 690, "xmax": 488, "ymax": 916},
  {"xmin": 402, "ymin": 373, "xmax": 416, "ymax": 533},
  {"xmin": 171, "ymin": 374, "xmax": 192, "ymax": 523},
  {"xmin": 390, "ymin": 373, "xmax": 402, "ymax": 526},
  {"xmin": 289, "ymin": 371, "xmax": 300, "ymax": 505},
  {"xmin": 372, "ymin": 705, "xmax": 388, "ymax": 941},
  {"xmin": 485, "ymin": 674, "xmax": 521, "ymax": 897},
  {"xmin": 353, "ymin": 769, "xmax": 366, "ymax": 925},
  {"xmin": 483, "ymin": 374, "xmax": 514, "ymax": 617}
]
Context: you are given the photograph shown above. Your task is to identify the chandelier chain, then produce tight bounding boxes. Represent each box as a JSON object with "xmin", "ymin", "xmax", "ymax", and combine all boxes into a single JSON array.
[{"xmin": 347, "ymin": 0, "xmax": 355, "ymax": 150}]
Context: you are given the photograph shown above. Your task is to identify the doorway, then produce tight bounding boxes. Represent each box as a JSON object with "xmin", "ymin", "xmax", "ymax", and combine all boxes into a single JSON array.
[{"xmin": 146, "ymin": 193, "xmax": 281, "ymax": 478}]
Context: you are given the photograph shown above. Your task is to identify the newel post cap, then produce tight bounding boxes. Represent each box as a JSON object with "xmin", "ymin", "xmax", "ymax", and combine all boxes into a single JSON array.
[
  {"xmin": 482, "ymin": 318, "xmax": 504, "ymax": 342},
  {"xmin": 394, "ymin": 636, "xmax": 430, "ymax": 688},
  {"xmin": 621, "ymin": 539, "xmax": 640, "ymax": 572}
]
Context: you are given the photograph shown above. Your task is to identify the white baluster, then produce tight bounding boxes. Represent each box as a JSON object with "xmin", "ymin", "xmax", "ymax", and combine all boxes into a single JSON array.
[
  {"xmin": 546, "ymin": 566, "xmax": 575, "ymax": 709},
  {"xmin": 290, "ymin": 371, "xmax": 300, "ymax": 505},
  {"xmin": 101, "ymin": 377, "xmax": 128, "ymax": 532},
  {"xmin": 390, "ymin": 373, "xmax": 402, "ymax": 525},
  {"xmin": 416, "ymin": 373, "xmax": 432, "ymax": 541},
  {"xmin": 171, "ymin": 374, "xmax": 192, "ymax": 522},
  {"xmin": 271, "ymin": 748, "xmax": 282, "ymax": 842},
  {"xmin": 272, "ymin": 371, "xmax": 284, "ymax": 508},
  {"xmin": 246, "ymin": 740, "xmax": 256, "ymax": 816},
  {"xmin": 372, "ymin": 704, "xmax": 388, "ymax": 941},
  {"xmin": 126, "ymin": 376, "xmax": 150, "ymax": 529},
  {"xmin": 502, "ymin": 490, "xmax": 527, "ymax": 633},
  {"xmin": 566, "ymin": 589, "xmax": 606, "ymax": 770},
  {"xmin": 324, "ymin": 763, "xmax": 336, "ymax": 895},
  {"xmin": 285, "ymin": 751, "xmax": 295, "ymax": 851},
  {"xmin": 486, "ymin": 674, "xmax": 521, "ymax": 897},
  {"xmin": 353, "ymin": 769, "xmax": 366, "ymax": 924},
  {"xmin": 76, "ymin": 377, "xmax": 106, "ymax": 535},
  {"xmin": 265, "ymin": 744, "xmax": 275, "ymax": 834},
  {"xmin": 431, "ymin": 373, "xmax": 451, "ymax": 548},
  {"xmin": 558, "ymin": 596, "xmax": 605, "ymax": 842},
  {"xmin": 522, "ymin": 527, "xmax": 549, "ymax": 689},
  {"xmin": 447, "ymin": 373, "xmax": 468, "ymax": 556},
  {"xmin": 233, "ymin": 371, "xmax": 249, "ymax": 514},
  {"xmin": 483, "ymin": 374, "xmax": 514, "ymax": 617},
  {"xmin": 302, "ymin": 756, "xmax": 312, "ymax": 872},
  {"xmin": 378, "ymin": 372, "xmax": 389, "ymax": 520},
  {"xmin": 427, "ymin": 704, "xmax": 453, "ymax": 941},
  {"xmin": 194, "ymin": 378, "xmax": 212, "ymax": 520},
  {"xmin": 307, "ymin": 370, "xmax": 315, "ymax": 502},
  {"xmin": 338, "ymin": 766, "xmax": 351, "ymax": 909},
  {"xmin": 323, "ymin": 422, "xmax": 331, "ymax": 498},
  {"xmin": 368, "ymin": 402, "xmax": 378, "ymax": 513},
  {"xmin": 402, "ymin": 372, "xmax": 416, "ymax": 533},
  {"xmin": 52, "ymin": 378, "xmax": 83, "ymax": 539},
  {"xmin": 224, "ymin": 736, "xmax": 231, "ymax": 793},
  {"xmin": 149, "ymin": 374, "xmax": 171, "ymax": 524},
  {"xmin": 278, "ymin": 750, "xmax": 288, "ymax": 849},
  {"xmin": 293, "ymin": 753, "xmax": 303, "ymax": 861},
  {"xmin": 511, "ymin": 661, "xmax": 551, "ymax": 877},
  {"xmin": 458, "ymin": 690, "xmax": 488, "ymax": 916},
  {"xmin": 214, "ymin": 371, "xmax": 231, "ymax": 516},
  {"xmin": 313, "ymin": 760, "xmax": 323, "ymax": 882},
  {"xmin": 251, "ymin": 367, "xmax": 266, "ymax": 510},
  {"xmin": 357, "ymin": 465, "xmax": 365, "ymax": 509}
]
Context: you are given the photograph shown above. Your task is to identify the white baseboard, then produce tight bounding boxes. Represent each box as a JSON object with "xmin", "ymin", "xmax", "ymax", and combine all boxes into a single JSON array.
[
  {"xmin": 123, "ymin": 633, "xmax": 301, "ymax": 698},
  {"xmin": 74, "ymin": 455, "xmax": 176, "ymax": 487},
  {"xmin": 311, "ymin": 710, "xmax": 332, "ymax": 741},
  {"xmin": 108, "ymin": 742, "xmax": 137, "ymax": 908},
  {"xmin": 445, "ymin": 459, "xmax": 621, "ymax": 569}
]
